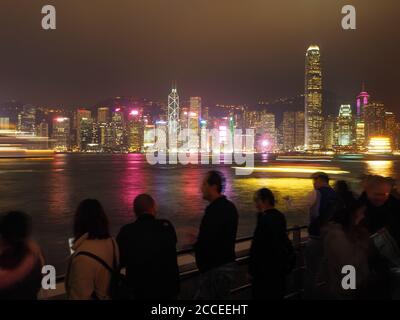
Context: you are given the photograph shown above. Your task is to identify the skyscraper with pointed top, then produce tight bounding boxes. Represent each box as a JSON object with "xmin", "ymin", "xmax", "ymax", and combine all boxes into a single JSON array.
[
  {"xmin": 355, "ymin": 83, "xmax": 369, "ymax": 150},
  {"xmin": 304, "ymin": 45, "xmax": 323, "ymax": 150},
  {"xmin": 167, "ymin": 81, "xmax": 180, "ymax": 149}
]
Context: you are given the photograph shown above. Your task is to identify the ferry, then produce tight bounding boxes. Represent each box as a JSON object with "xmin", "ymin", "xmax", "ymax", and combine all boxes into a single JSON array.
[{"xmin": 0, "ymin": 134, "xmax": 54, "ymax": 159}]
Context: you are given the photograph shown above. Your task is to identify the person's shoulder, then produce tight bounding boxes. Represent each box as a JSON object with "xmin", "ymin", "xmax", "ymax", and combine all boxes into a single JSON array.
[
  {"xmin": 262, "ymin": 209, "xmax": 285, "ymax": 223},
  {"xmin": 155, "ymin": 218, "xmax": 176, "ymax": 231},
  {"xmin": 117, "ymin": 222, "xmax": 136, "ymax": 237},
  {"xmin": 223, "ymin": 197, "xmax": 238, "ymax": 211}
]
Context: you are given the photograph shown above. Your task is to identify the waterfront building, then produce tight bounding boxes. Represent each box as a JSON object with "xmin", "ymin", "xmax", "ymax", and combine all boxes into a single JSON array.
[
  {"xmin": 304, "ymin": 45, "xmax": 323, "ymax": 150},
  {"xmin": 17, "ymin": 105, "xmax": 36, "ymax": 135},
  {"xmin": 337, "ymin": 105, "xmax": 353, "ymax": 146},
  {"xmin": 52, "ymin": 117, "xmax": 70, "ymax": 151}
]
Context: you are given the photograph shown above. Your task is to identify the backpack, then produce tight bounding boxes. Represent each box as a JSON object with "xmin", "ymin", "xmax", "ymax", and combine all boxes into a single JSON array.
[{"xmin": 74, "ymin": 240, "xmax": 131, "ymax": 300}]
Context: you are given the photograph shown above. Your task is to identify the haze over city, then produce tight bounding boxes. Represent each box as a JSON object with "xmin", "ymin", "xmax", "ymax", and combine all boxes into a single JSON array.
[{"xmin": 0, "ymin": 0, "xmax": 399, "ymax": 109}]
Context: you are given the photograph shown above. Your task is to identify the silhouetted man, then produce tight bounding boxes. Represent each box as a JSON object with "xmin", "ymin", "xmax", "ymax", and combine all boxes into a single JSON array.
[
  {"xmin": 117, "ymin": 194, "xmax": 179, "ymax": 299},
  {"xmin": 360, "ymin": 176, "xmax": 400, "ymax": 239},
  {"xmin": 194, "ymin": 170, "xmax": 238, "ymax": 299},
  {"xmin": 359, "ymin": 176, "xmax": 400, "ymax": 299},
  {"xmin": 249, "ymin": 188, "xmax": 294, "ymax": 299}
]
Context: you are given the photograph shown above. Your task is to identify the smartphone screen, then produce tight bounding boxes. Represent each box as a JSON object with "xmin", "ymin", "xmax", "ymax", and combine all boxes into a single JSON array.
[{"xmin": 68, "ymin": 238, "xmax": 75, "ymax": 255}]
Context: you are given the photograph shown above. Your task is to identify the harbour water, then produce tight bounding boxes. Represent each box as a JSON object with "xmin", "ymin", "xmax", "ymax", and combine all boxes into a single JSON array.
[{"xmin": 0, "ymin": 154, "xmax": 399, "ymax": 272}]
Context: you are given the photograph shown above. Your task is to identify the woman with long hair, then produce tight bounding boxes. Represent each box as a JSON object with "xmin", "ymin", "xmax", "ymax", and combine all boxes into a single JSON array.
[{"xmin": 65, "ymin": 199, "xmax": 119, "ymax": 300}]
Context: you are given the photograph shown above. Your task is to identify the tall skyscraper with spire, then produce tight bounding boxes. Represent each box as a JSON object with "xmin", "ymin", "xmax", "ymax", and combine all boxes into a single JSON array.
[
  {"xmin": 167, "ymin": 82, "xmax": 180, "ymax": 150},
  {"xmin": 355, "ymin": 83, "xmax": 369, "ymax": 150},
  {"xmin": 304, "ymin": 45, "xmax": 323, "ymax": 150}
]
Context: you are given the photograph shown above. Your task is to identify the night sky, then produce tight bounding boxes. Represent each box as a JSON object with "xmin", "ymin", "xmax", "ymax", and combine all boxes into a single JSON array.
[{"xmin": 0, "ymin": 0, "xmax": 399, "ymax": 110}]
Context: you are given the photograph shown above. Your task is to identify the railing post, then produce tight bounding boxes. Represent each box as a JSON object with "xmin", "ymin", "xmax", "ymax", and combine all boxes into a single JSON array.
[
  {"xmin": 292, "ymin": 225, "xmax": 303, "ymax": 299},
  {"xmin": 292, "ymin": 225, "xmax": 301, "ymax": 250}
]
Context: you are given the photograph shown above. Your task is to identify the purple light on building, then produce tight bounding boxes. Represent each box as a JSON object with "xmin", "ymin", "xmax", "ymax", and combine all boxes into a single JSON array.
[{"xmin": 356, "ymin": 85, "xmax": 370, "ymax": 118}]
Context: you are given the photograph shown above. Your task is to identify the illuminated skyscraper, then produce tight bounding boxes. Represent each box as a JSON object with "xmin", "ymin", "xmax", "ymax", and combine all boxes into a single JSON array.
[
  {"xmin": 282, "ymin": 112, "xmax": 295, "ymax": 151},
  {"xmin": 17, "ymin": 105, "xmax": 36, "ymax": 135},
  {"xmin": 97, "ymin": 107, "xmax": 109, "ymax": 123},
  {"xmin": 167, "ymin": 82, "xmax": 180, "ymax": 149},
  {"xmin": 143, "ymin": 124, "xmax": 156, "ymax": 151},
  {"xmin": 295, "ymin": 111, "xmax": 305, "ymax": 149},
  {"xmin": 36, "ymin": 119, "xmax": 49, "ymax": 149},
  {"xmin": 385, "ymin": 111, "xmax": 397, "ymax": 146},
  {"xmin": 356, "ymin": 84, "xmax": 370, "ymax": 120},
  {"xmin": 364, "ymin": 102, "xmax": 385, "ymax": 140},
  {"xmin": 259, "ymin": 111, "xmax": 276, "ymax": 148},
  {"xmin": 111, "ymin": 108, "xmax": 125, "ymax": 151},
  {"xmin": 0, "ymin": 117, "xmax": 9, "ymax": 130},
  {"xmin": 304, "ymin": 45, "xmax": 323, "ymax": 150},
  {"xmin": 189, "ymin": 97, "xmax": 202, "ymax": 125},
  {"xmin": 52, "ymin": 117, "xmax": 70, "ymax": 151},
  {"xmin": 76, "ymin": 109, "xmax": 92, "ymax": 150},
  {"xmin": 97, "ymin": 107, "xmax": 110, "ymax": 150},
  {"xmin": 282, "ymin": 111, "xmax": 305, "ymax": 151},
  {"xmin": 127, "ymin": 109, "xmax": 144, "ymax": 152},
  {"xmin": 355, "ymin": 121, "xmax": 365, "ymax": 150},
  {"xmin": 323, "ymin": 115, "xmax": 335, "ymax": 150},
  {"xmin": 337, "ymin": 105, "xmax": 353, "ymax": 146},
  {"xmin": 188, "ymin": 97, "xmax": 201, "ymax": 151}
]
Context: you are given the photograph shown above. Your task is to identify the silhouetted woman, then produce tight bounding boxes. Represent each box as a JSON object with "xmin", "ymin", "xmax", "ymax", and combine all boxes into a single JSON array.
[
  {"xmin": 334, "ymin": 180, "xmax": 356, "ymax": 210},
  {"xmin": 65, "ymin": 199, "xmax": 119, "ymax": 300},
  {"xmin": 0, "ymin": 211, "xmax": 44, "ymax": 299},
  {"xmin": 322, "ymin": 202, "xmax": 372, "ymax": 299}
]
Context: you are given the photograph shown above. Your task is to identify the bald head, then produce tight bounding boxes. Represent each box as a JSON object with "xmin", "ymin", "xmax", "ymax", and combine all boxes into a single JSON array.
[{"xmin": 366, "ymin": 176, "xmax": 392, "ymax": 207}]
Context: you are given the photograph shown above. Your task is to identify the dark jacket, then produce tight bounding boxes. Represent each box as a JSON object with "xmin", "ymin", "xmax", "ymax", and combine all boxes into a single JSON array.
[
  {"xmin": 359, "ymin": 193, "xmax": 400, "ymax": 250},
  {"xmin": 309, "ymin": 186, "xmax": 338, "ymax": 237},
  {"xmin": 194, "ymin": 196, "xmax": 239, "ymax": 273},
  {"xmin": 0, "ymin": 244, "xmax": 43, "ymax": 300},
  {"xmin": 249, "ymin": 208, "xmax": 290, "ymax": 278},
  {"xmin": 116, "ymin": 214, "xmax": 179, "ymax": 299},
  {"xmin": 359, "ymin": 193, "xmax": 400, "ymax": 238}
]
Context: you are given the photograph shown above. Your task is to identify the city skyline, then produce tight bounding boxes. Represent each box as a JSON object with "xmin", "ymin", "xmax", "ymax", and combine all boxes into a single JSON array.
[{"xmin": 0, "ymin": 0, "xmax": 399, "ymax": 109}]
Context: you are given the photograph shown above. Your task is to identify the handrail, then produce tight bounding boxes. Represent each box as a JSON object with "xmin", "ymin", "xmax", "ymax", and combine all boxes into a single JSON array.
[
  {"xmin": 55, "ymin": 225, "xmax": 308, "ymax": 283},
  {"xmin": 177, "ymin": 224, "xmax": 308, "ymax": 255}
]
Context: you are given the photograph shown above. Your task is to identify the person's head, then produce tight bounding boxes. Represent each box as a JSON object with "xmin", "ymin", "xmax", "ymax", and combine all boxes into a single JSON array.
[
  {"xmin": 365, "ymin": 176, "xmax": 392, "ymax": 207},
  {"xmin": 330, "ymin": 201, "xmax": 365, "ymax": 231},
  {"xmin": 253, "ymin": 188, "xmax": 275, "ymax": 212},
  {"xmin": 360, "ymin": 175, "xmax": 376, "ymax": 192},
  {"xmin": 0, "ymin": 211, "xmax": 32, "ymax": 248},
  {"xmin": 0, "ymin": 211, "xmax": 33, "ymax": 267},
  {"xmin": 133, "ymin": 194, "xmax": 156, "ymax": 217},
  {"xmin": 73, "ymin": 199, "xmax": 110, "ymax": 240},
  {"xmin": 201, "ymin": 170, "xmax": 226, "ymax": 202},
  {"xmin": 311, "ymin": 172, "xmax": 330, "ymax": 190},
  {"xmin": 334, "ymin": 180, "xmax": 349, "ymax": 194}
]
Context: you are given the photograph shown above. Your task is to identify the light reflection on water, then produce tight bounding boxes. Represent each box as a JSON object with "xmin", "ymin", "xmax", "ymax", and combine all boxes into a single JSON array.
[
  {"xmin": 365, "ymin": 160, "xmax": 394, "ymax": 177},
  {"xmin": 0, "ymin": 154, "xmax": 399, "ymax": 271}
]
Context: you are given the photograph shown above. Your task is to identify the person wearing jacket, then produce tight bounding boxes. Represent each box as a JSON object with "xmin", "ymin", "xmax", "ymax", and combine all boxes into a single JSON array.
[
  {"xmin": 194, "ymin": 171, "xmax": 238, "ymax": 299},
  {"xmin": 65, "ymin": 199, "xmax": 119, "ymax": 300},
  {"xmin": 321, "ymin": 203, "xmax": 371, "ymax": 299},
  {"xmin": 0, "ymin": 211, "xmax": 44, "ymax": 300},
  {"xmin": 249, "ymin": 188, "xmax": 292, "ymax": 300},
  {"xmin": 117, "ymin": 193, "xmax": 179, "ymax": 300},
  {"xmin": 304, "ymin": 172, "xmax": 338, "ymax": 298}
]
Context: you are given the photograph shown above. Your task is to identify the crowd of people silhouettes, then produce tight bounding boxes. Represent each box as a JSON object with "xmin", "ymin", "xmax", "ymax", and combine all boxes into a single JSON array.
[{"xmin": 1, "ymin": 170, "xmax": 400, "ymax": 300}]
